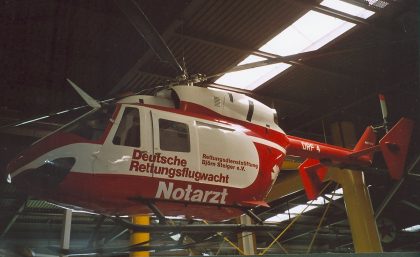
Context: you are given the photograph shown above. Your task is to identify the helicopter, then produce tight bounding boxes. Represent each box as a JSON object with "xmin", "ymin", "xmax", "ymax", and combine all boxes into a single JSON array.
[
  {"xmin": 5, "ymin": 79, "xmax": 414, "ymax": 222},
  {"xmin": 3, "ymin": 0, "xmax": 415, "ymax": 224}
]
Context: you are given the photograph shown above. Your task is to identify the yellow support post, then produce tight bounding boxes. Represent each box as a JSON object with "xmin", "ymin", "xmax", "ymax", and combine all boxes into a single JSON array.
[
  {"xmin": 130, "ymin": 215, "xmax": 150, "ymax": 257},
  {"xmin": 327, "ymin": 168, "xmax": 383, "ymax": 252},
  {"xmin": 266, "ymin": 160, "xmax": 303, "ymax": 202},
  {"xmin": 266, "ymin": 172, "xmax": 302, "ymax": 202},
  {"xmin": 329, "ymin": 121, "xmax": 382, "ymax": 252},
  {"xmin": 237, "ymin": 214, "xmax": 256, "ymax": 255}
]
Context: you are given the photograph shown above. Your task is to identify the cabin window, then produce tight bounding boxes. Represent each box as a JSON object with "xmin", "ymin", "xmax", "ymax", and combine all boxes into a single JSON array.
[
  {"xmin": 159, "ymin": 119, "xmax": 190, "ymax": 152},
  {"xmin": 113, "ymin": 107, "xmax": 140, "ymax": 147}
]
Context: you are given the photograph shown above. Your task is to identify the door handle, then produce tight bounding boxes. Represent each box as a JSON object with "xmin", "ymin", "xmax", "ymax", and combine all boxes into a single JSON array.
[{"xmin": 92, "ymin": 151, "xmax": 100, "ymax": 159}]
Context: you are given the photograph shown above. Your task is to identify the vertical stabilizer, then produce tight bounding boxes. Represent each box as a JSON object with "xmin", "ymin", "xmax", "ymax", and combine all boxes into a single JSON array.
[
  {"xmin": 379, "ymin": 118, "xmax": 414, "ymax": 179},
  {"xmin": 352, "ymin": 126, "xmax": 377, "ymax": 164}
]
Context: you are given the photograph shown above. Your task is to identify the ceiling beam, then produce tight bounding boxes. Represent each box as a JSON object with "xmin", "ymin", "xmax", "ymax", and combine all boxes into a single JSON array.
[
  {"xmin": 340, "ymin": 0, "xmax": 381, "ymax": 11},
  {"xmin": 0, "ymin": 197, "xmax": 27, "ymax": 238}
]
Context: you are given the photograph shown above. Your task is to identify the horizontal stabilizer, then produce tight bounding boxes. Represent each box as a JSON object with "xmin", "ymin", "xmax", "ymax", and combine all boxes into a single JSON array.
[
  {"xmin": 379, "ymin": 118, "xmax": 414, "ymax": 179},
  {"xmin": 298, "ymin": 159, "xmax": 328, "ymax": 200}
]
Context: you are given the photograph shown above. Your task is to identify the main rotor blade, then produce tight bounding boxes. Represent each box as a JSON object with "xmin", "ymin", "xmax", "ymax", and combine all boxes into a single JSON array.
[
  {"xmin": 67, "ymin": 79, "xmax": 101, "ymax": 109},
  {"xmin": 207, "ymin": 37, "xmax": 418, "ymax": 80},
  {"xmin": 0, "ymin": 105, "xmax": 89, "ymax": 129},
  {"xmin": 0, "ymin": 99, "xmax": 115, "ymax": 129},
  {"xmin": 207, "ymin": 51, "xmax": 310, "ymax": 79},
  {"xmin": 114, "ymin": 0, "xmax": 184, "ymax": 75}
]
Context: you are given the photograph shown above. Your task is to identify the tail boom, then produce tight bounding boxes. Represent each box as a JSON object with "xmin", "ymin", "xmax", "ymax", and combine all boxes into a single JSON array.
[{"xmin": 286, "ymin": 118, "xmax": 414, "ymax": 199}]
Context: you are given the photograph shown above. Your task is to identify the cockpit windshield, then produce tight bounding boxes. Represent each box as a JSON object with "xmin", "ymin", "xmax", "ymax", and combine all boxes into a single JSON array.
[{"xmin": 60, "ymin": 105, "xmax": 116, "ymax": 141}]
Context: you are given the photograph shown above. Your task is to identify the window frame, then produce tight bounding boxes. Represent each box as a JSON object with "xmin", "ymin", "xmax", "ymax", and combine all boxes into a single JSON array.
[
  {"xmin": 112, "ymin": 107, "xmax": 141, "ymax": 148},
  {"xmin": 158, "ymin": 118, "xmax": 191, "ymax": 152}
]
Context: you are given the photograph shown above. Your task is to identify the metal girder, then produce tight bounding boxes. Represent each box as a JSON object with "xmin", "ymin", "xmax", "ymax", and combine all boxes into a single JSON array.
[
  {"xmin": 61, "ymin": 209, "xmax": 72, "ymax": 250},
  {"xmin": 375, "ymin": 178, "xmax": 405, "ymax": 219},
  {"xmin": 237, "ymin": 215, "xmax": 256, "ymax": 255},
  {"xmin": 375, "ymin": 153, "xmax": 420, "ymax": 218},
  {"xmin": 340, "ymin": 0, "xmax": 380, "ymax": 11},
  {"xmin": 407, "ymin": 154, "xmax": 420, "ymax": 177},
  {"xmin": 87, "ymin": 215, "xmax": 106, "ymax": 248},
  {"xmin": 0, "ymin": 197, "xmax": 27, "ymax": 238},
  {"xmin": 114, "ymin": 218, "xmax": 286, "ymax": 233},
  {"xmin": 400, "ymin": 200, "xmax": 420, "ymax": 212}
]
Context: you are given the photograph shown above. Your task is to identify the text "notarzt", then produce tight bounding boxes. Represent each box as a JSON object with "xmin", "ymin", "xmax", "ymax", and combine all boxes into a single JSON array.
[{"xmin": 155, "ymin": 181, "xmax": 228, "ymax": 204}]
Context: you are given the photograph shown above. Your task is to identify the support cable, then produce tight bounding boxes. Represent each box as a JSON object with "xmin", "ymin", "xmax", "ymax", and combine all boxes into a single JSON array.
[
  {"xmin": 244, "ymin": 210, "xmax": 288, "ymax": 253},
  {"xmin": 306, "ymin": 183, "xmax": 339, "ymax": 253},
  {"xmin": 258, "ymin": 181, "xmax": 333, "ymax": 255},
  {"xmin": 202, "ymin": 220, "xmax": 245, "ymax": 255}
]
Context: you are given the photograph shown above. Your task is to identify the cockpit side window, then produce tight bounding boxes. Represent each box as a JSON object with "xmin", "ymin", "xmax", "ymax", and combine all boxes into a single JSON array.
[
  {"xmin": 159, "ymin": 119, "xmax": 190, "ymax": 152},
  {"xmin": 62, "ymin": 105, "xmax": 115, "ymax": 141},
  {"xmin": 112, "ymin": 107, "xmax": 140, "ymax": 147}
]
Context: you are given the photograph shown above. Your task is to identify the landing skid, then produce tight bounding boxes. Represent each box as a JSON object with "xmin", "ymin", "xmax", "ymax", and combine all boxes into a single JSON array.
[{"xmin": 122, "ymin": 198, "xmax": 273, "ymax": 233}]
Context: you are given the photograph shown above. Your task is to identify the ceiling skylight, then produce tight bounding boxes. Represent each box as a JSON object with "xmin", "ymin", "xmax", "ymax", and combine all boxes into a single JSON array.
[
  {"xmin": 215, "ymin": 1, "xmax": 376, "ymax": 91},
  {"xmin": 265, "ymin": 188, "xmax": 343, "ymax": 223},
  {"xmin": 321, "ymin": 0, "xmax": 375, "ymax": 19},
  {"xmin": 260, "ymin": 10, "xmax": 356, "ymax": 56},
  {"xmin": 402, "ymin": 224, "xmax": 420, "ymax": 232}
]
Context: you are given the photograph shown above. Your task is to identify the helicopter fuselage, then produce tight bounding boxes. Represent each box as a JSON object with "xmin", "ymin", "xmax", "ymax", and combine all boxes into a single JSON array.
[
  {"xmin": 7, "ymin": 86, "xmax": 288, "ymax": 220},
  {"xmin": 7, "ymin": 85, "xmax": 411, "ymax": 221}
]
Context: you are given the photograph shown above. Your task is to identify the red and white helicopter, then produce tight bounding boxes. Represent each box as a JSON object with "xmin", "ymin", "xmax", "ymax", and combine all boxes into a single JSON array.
[
  {"xmin": 6, "ymin": 79, "xmax": 414, "ymax": 222},
  {"xmin": 4, "ymin": 0, "xmax": 414, "ymax": 229}
]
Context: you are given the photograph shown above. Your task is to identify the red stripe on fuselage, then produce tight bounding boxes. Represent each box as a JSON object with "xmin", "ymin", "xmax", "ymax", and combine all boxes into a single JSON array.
[
  {"xmin": 24, "ymin": 141, "xmax": 284, "ymax": 220},
  {"xmin": 42, "ymin": 171, "xmax": 246, "ymax": 220}
]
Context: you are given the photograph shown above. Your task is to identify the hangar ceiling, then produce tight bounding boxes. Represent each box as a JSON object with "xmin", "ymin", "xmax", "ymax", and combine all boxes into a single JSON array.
[{"xmin": 0, "ymin": 0, "xmax": 419, "ymax": 255}]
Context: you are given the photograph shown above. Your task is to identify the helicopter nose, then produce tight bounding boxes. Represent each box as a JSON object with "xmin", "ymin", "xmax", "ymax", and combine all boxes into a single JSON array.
[{"xmin": 8, "ymin": 157, "xmax": 75, "ymax": 192}]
